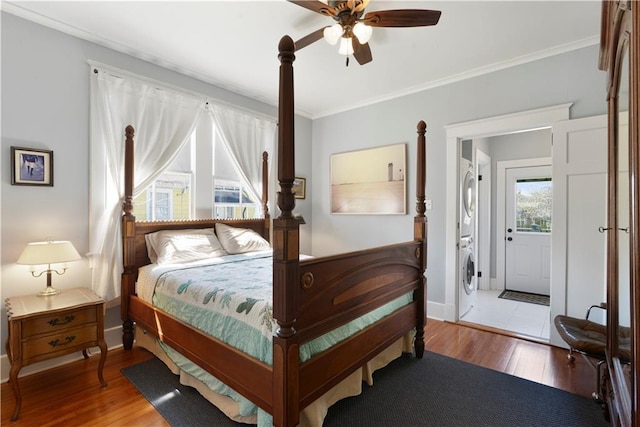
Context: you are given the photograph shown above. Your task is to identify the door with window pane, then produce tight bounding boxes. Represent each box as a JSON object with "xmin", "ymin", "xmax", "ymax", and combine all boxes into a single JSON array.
[{"xmin": 505, "ymin": 165, "xmax": 552, "ymax": 295}]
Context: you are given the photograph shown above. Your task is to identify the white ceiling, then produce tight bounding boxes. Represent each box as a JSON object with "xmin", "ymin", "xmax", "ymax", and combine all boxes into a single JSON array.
[{"xmin": 4, "ymin": 1, "xmax": 602, "ymax": 118}]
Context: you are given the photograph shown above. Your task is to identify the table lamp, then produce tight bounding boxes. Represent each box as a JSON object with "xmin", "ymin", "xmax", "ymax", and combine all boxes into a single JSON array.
[{"xmin": 17, "ymin": 240, "xmax": 81, "ymax": 296}]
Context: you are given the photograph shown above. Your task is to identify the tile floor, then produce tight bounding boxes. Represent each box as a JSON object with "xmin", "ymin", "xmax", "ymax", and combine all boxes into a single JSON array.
[{"xmin": 460, "ymin": 289, "xmax": 551, "ymax": 340}]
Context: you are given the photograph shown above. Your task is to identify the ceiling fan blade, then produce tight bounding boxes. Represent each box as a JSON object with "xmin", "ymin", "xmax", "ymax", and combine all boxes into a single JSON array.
[
  {"xmin": 362, "ymin": 9, "xmax": 442, "ymax": 28},
  {"xmin": 348, "ymin": 0, "xmax": 370, "ymax": 14},
  {"xmin": 287, "ymin": 0, "xmax": 337, "ymax": 17},
  {"xmin": 353, "ymin": 40, "xmax": 373, "ymax": 65},
  {"xmin": 294, "ymin": 27, "xmax": 326, "ymax": 51}
]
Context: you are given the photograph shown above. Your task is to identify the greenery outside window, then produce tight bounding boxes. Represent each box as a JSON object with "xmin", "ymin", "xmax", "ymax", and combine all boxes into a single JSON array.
[{"xmin": 515, "ymin": 177, "xmax": 552, "ymax": 233}]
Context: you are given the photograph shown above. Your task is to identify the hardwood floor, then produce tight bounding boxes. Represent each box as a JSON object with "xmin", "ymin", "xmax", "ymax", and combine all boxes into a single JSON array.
[{"xmin": 1, "ymin": 319, "xmax": 597, "ymax": 426}]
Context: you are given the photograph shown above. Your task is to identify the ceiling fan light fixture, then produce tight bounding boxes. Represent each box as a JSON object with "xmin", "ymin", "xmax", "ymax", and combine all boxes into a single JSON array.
[
  {"xmin": 323, "ymin": 23, "xmax": 343, "ymax": 45},
  {"xmin": 338, "ymin": 36, "xmax": 354, "ymax": 55},
  {"xmin": 353, "ymin": 22, "xmax": 372, "ymax": 44}
]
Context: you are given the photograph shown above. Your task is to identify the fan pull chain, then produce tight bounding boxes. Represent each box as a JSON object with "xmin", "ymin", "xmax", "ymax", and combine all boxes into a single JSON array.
[{"xmin": 346, "ymin": 56, "xmax": 349, "ymax": 67}]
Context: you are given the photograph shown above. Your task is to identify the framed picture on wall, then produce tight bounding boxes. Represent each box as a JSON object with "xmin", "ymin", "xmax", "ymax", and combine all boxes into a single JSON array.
[
  {"xmin": 330, "ymin": 143, "xmax": 406, "ymax": 214},
  {"xmin": 11, "ymin": 147, "xmax": 54, "ymax": 186},
  {"xmin": 293, "ymin": 177, "xmax": 306, "ymax": 199}
]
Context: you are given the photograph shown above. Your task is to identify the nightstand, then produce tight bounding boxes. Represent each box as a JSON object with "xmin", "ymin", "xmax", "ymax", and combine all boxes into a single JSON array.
[{"xmin": 5, "ymin": 287, "xmax": 108, "ymax": 421}]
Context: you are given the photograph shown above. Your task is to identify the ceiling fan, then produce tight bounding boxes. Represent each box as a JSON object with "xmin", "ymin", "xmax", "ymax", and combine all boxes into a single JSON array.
[{"xmin": 288, "ymin": 0, "xmax": 442, "ymax": 66}]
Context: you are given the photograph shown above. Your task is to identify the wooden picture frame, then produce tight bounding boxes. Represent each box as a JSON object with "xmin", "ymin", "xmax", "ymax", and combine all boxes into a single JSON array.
[
  {"xmin": 11, "ymin": 147, "xmax": 53, "ymax": 186},
  {"xmin": 293, "ymin": 177, "xmax": 306, "ymax": 199},
  {"xmin": 330, "ymin": 143, "xmax": 406, "ymax": 214}
]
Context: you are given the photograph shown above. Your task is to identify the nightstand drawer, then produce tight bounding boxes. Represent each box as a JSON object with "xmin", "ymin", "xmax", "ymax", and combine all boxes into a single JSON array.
[
  {"xmin": 22, "ymin": 324, "xmax": 98, "ymax": 361},
  {"xmin": 22, "ymin": 306, "xmax": 97, "ymax": 338}
]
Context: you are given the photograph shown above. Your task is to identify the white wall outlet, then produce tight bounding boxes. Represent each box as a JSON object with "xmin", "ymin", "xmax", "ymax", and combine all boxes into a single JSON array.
[{"xmin": 426, "ymin": 199, "xmax": 432, "ymax": 210}]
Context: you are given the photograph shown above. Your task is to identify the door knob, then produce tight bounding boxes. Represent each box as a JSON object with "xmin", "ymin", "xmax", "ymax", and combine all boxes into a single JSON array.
[
  {"xmin": 507, "ymin": 237, "xmax": 513, "ymax": 241},
  {"xmin": 507, "ymin": 228, "xmax": 513, "ymax": 233}
]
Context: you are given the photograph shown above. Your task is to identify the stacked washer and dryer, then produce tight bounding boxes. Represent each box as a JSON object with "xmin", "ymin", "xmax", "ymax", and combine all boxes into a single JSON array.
[{"xmin": 459, "ymin": 158, "xmax": 477, "ymax": 318}]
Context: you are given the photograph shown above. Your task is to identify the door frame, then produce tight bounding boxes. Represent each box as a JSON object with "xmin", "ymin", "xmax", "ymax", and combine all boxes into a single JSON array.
[
  {"xmin": 443, "ymin": 103, "xmax": 571, "ymax": 322},
  {"xmin": 496, "ymin": 158, "xmax": 552, "ymax": 291},
  {"xmin": 475, "ymin": 148, "xmax": 491, "ymax": 290}
]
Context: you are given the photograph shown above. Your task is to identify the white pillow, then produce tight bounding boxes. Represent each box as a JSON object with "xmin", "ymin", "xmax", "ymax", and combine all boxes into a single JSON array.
[
  {"xmin": 144, "ymin": 232, "xmax": 161, "ymax": 263},
  {"xmin": 215, "ymin": 223, "xmax": 271, "ymax": 254},
  {"xmin": 149, "ymin": 228, "xmax": 227, "ymax": 264}
]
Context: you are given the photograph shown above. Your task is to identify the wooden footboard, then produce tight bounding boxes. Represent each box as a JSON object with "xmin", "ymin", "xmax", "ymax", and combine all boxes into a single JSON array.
[
  {"xmin": 296, "ymin": 241, "xmax": 423, "ymax": 406},
  {"xmin": 127, "ymin": 295, "xmax": 275, "ymax": 412},
  {"xmin": 297, "ymin": 241, "xmax": 422, "ymax": 341}
]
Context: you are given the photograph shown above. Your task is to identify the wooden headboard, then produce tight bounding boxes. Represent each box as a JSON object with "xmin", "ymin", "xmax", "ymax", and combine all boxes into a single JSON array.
[
  {"xmin": 121, "ymin": 125, "xmax": 271, "ymax": 276},
  {"xmin": 130, "ymin": 218, "xmax": 271, "ymax": 272}
]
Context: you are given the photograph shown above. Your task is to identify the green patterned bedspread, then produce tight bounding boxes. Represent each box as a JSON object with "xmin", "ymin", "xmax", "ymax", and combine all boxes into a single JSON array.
[{"xmin": 147, "ymin": 251, "xmax": 412, "ymax": 425}]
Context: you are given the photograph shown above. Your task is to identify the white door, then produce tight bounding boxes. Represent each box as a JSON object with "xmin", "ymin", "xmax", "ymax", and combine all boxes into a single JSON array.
[
  {"xmin": 550, "ymin": 114, "xmax": 611, "ymax": 346},
  {"xmin": 505, "ymin": 166, "xmax": 552, "ymax": 295}
]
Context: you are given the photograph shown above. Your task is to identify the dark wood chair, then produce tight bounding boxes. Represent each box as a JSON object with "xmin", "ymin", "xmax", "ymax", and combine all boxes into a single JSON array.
[{"xmin": 554, "ymin": 303, "xmax": 631, "ymax": 401}]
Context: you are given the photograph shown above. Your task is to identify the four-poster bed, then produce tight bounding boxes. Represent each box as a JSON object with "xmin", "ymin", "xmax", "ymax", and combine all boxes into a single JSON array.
[{"xmin": 120, "ymin": 35, "xmax": 428, "ymax": 427}]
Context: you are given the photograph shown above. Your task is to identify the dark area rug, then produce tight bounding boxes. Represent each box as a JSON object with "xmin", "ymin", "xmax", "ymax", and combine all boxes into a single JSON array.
[
  {"xmin": 121, "ymin": 356, "xmax": 247, "ymax": 426},
  {"xmin": 122, "ymin": 351, "xmax": 609, "ymax": 426},
  {"xmin": 499, "ymin": 289, "xmax": 550, "ymax": 306}
]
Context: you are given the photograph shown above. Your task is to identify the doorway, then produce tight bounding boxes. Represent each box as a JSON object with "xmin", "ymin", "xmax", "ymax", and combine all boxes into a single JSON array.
[
  {"xmin": 444, "ymin": 104, "xmax": 572, "ymax": 339},
  {"xmin": 459, "ymin": 149, "xmax": 552, "ymax": 339}
]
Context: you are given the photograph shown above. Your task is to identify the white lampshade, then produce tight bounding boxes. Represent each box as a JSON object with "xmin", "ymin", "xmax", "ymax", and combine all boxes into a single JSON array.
[
  {"xmin": 17, "ymin": 240, "xmax": 81, "ymax": 296},
  {"xmin": 17, "ymin": 240, "xmax": 81, "ymax": 266},
  {"xmin": 338, "ymin": 37, "xmax": 354, "ymax": 55},
  {"xmin": 353, "ymin": 22, "xmax": 373, "ymax": 44},
  {"xmin": 323, "ymin": 23, "xmax": 343, "ymax": 45}
]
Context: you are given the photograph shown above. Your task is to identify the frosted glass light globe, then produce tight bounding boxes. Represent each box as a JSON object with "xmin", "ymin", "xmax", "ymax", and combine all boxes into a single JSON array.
[{"xmin": 323, "ymin": 24, "xmax": 343, "ymax": 45}]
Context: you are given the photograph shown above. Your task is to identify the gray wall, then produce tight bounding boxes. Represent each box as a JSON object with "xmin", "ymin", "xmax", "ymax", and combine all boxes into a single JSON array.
[
  {"xmin": 310, "ymin": 45, "xmax": 607, "ymax": 305},
  {"xmin": 0, "ymin": 12, "xmax": 313, "ymax": 353}
]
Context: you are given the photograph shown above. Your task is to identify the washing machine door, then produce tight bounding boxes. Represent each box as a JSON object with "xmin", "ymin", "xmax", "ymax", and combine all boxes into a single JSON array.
[
  {"xmin": 462, "ymin": 169, "xmax": 476, "ymax": 220},
  {"xmin": 462, "ymin": 249, "xmax": 475, "ymax": 295}
]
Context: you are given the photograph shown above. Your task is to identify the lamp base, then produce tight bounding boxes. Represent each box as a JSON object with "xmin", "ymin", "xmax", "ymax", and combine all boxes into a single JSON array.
[{"xmin": 38, "ymin": 286, "xmax": 60, "ymax": 297}]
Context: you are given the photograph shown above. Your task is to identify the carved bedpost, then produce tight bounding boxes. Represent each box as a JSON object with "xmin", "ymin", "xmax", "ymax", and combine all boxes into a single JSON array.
[
  {"xmin": 121, "ymin": 125, "xmax": 136, "ymax": 350},
  {"xmin": 413, "ymin": 120, "xmax": 428, "ymax": 359},
  {"xmin": 262, "ymin": 151, "xmax": 271, "ymax": 238},
  {"xmin": 262, "ymin": 151, "xmax": 270, "ymax": 218},
  {"xmin": 272, "ymin": 35, "xmax": 300, "ymax": 427}
]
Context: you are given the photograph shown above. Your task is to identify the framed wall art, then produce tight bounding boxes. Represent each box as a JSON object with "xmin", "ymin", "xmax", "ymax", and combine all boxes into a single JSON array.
[
  {"xmin": 330, "ymin": 143, "xmax": 406, "ymax": 215},
  {"xmin": 11, "ymin": 147, "xmax": 54, "ymax": 186},
  {"xmin": 293, "ymin": 177, "xmax": 306, "ymax": 199}
]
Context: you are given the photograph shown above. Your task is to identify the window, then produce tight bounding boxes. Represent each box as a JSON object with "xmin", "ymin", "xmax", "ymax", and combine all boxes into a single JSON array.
[
  {"xmin": 133, "ymin": 117, "xmax": 264, "ymax": 221},
  {"xmin": 133, "ymin": 172, "xmax": 192, "ymax": 221},
  {"xmin": 132, "ymin": 130, "xmax": 194, "ymax": 221},
  {"xmin": 212, "ymin": 122, "xmax": 262, "ymax": 219},
  {"xmin": 214, "ymin": 179, "xmax": 259, "ymax": 219},
  {"xmin": 515, "ymin": 178, "xmax": 552, "ymax": 233}
]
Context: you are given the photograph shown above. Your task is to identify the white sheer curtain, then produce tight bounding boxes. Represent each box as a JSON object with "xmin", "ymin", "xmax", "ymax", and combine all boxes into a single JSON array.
[
  {"xmin": 89, "ymin": 65, "xmax": 205, "ymax": 301},
  {"xmin": 209, "ymin": 105, "xmax": 277, "ymax": 217}
]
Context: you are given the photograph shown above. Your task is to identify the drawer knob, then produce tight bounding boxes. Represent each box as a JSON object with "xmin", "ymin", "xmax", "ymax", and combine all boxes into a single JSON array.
[
  {"xmin": 48, "ymin": 315, "xmax": 75, "ymax": 327},
  {"xmin": 48, "ymin": 336, "xmax": 76, "ymax": 347}
]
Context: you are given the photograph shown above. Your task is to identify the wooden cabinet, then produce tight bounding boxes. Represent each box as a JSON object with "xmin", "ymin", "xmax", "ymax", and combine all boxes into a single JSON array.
[
  {"xmin": 5, "ymin": 287, "xmax": 108, "ymax": 421},
  {"xmin": 599, "ymin": 1, "xmax": 640, "ymax": 426}
]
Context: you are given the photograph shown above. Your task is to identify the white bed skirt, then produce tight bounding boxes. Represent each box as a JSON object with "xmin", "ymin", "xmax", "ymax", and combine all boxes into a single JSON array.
[{"xmin": 135, "ymin": 329, "xmax": 413, "ymax": 426}]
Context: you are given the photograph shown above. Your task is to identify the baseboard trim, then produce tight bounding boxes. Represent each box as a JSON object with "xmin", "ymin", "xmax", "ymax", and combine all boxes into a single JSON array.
[{"xmin": 426, "ymin": 300, "xmax": 446, "ymax": 321}]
